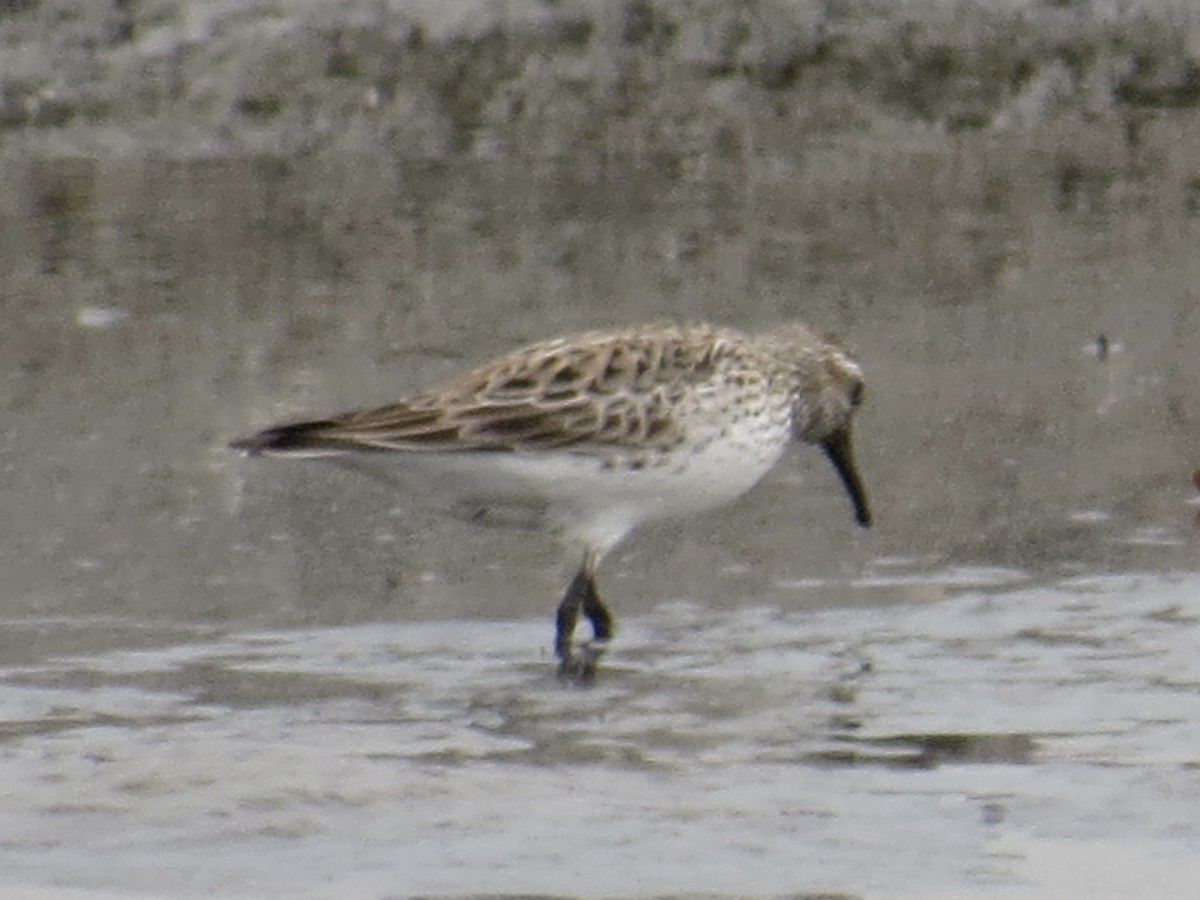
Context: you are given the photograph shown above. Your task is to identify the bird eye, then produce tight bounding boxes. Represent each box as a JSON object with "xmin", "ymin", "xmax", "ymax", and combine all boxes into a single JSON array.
[{"xmin": 850, "ymin": 380, "xmax": 865, "ymax": 407}]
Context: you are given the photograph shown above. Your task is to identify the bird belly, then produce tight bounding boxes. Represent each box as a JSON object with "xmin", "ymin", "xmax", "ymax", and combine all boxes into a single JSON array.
[{"xmin": 320, "ymin": 420, "xmax": 787, "ymax": 557}]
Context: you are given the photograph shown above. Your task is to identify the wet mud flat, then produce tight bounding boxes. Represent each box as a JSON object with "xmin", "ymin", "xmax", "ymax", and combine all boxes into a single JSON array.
[
  {"xmin": 4, "ymin": 0, "xmax": 1200, "ymax": 624},
  {"xmin": 2, "ymin": 570, "xmax": 1200, "ymax": 898},
  {"xmin": 3, "ymin": 1, "xmax": 1200, "ymax": 898}
]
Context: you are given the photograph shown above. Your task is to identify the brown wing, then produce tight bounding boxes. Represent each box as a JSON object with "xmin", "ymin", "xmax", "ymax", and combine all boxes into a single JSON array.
[{"xmin": 232, "ymin": 325, "xmax": 723, "ymax": 457}]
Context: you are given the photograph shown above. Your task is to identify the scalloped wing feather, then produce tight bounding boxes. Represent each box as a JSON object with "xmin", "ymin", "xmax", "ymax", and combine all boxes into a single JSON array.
[{"xmin": 245, "ymin": 325, "xmax": 723, "ymax": 456}]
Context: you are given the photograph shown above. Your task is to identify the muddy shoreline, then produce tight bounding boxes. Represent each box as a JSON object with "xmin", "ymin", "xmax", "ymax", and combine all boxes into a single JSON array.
[{"xmin": 3, "ymin": 0, "xmax": 1199, "ymax": 162}]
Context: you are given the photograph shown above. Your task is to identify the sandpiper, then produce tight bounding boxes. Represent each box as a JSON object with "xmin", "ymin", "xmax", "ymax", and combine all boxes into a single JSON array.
[{"xmin": 231, "ymin": 321, "xmax": 871, "ymax": 682}]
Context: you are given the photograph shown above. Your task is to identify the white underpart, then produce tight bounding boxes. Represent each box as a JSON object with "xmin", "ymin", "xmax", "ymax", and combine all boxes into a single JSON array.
[{"xmin": 294, "ymin": 410, "xmax": 792, "ymax": 563}]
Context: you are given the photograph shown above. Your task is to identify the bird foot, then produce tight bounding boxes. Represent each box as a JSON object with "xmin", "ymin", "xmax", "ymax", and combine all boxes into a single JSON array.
[{"xmin": 557, "ymin": 639, "xmax": 609, "ymax": 686}]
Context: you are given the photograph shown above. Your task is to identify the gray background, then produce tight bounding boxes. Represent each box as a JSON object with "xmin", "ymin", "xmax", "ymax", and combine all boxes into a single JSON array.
[{"xmin": 2, "ymin": 1, "xmax": 1199, "ymax": 897}]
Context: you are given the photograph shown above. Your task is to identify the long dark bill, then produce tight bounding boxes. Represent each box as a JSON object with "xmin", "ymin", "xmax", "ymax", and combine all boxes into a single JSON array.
[{"xmin": 821, "ymin": 429, "xmax": 872, "ymax": 528}]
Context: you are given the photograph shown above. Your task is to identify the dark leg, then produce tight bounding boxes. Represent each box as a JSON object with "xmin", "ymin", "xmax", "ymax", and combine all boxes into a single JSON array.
[
  {"xmin": 582, "ymin": 582, "xmax": 614, "ymax": 644},
  {"xmin": 554, "ymin": 567, "xmax": 590, "ymax": 664},
  {"xmin": 554, "ymin": 555, "xmax": 615, "ymax": 684}
]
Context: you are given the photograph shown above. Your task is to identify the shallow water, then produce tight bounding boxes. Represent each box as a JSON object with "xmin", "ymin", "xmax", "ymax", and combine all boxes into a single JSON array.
[
  {"xmin": 4, "ymin": 31, "xmax": 1200, "ymax": 896},
  {"xmin": 3, "ymin": 569, "xmax": 1200, "ymax": 898}
]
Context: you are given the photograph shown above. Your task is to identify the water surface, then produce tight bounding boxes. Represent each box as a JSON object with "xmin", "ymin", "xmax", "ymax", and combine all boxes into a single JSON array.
[
  {"xmin": 3, "ymin": 69, "xmax": 1200, "ymax": 899},
  {"xmin": 3, "ymin": 570, "xmax": 1199, "ymax": 898}
]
